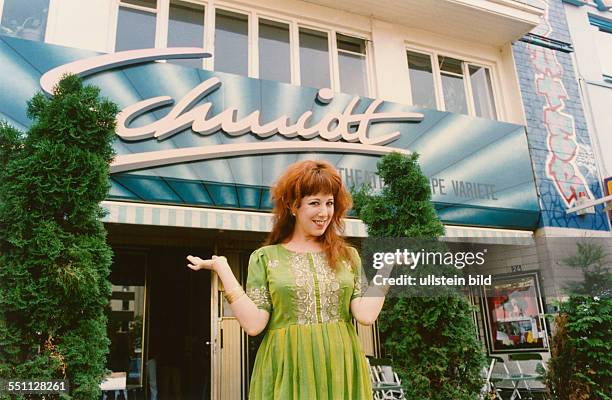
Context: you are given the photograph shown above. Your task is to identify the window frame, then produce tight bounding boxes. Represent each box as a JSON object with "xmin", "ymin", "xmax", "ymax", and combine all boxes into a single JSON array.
[
  {"xmin": 406, "ymin": 43, "xmax": 503, "ymax": 120},
  {"xmin": 111, "ymin": 0, "xmax": 373, "ymax": 96}
]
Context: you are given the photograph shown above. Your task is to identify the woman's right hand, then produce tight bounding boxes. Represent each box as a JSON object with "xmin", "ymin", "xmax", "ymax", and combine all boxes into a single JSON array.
[{"xmin": 186, "ymin": 255, "xmax": 229, "ymax": 272}]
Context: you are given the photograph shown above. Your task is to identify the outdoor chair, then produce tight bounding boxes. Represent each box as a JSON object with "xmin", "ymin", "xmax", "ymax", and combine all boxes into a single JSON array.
[
  {"xmin": 367, "ymin": 357, "xmax": 406, "ymax": 400},
  {"xmin": 480, "ymin": 356, "xmax": 504, "ymax": 400},
  {"xmin": 506, "ymin": 353, "xmax": 547, "ymax": 399},
  {"xmin": 484, "ymin": 354, "xmax": 547, "ymax": 400}
]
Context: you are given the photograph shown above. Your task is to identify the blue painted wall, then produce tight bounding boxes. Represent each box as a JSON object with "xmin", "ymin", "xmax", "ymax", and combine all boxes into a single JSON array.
[{"xmin": 512, "ymin": 0, "xmax": 609, "ymax": 230}]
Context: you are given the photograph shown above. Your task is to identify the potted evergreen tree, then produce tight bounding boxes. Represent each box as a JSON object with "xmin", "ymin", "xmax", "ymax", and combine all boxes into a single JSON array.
[
  {"xmin": 546, "ymin": 241, "xmax": 612, "ymax": 400},
  {"xmin": 0, "ymin": 75, "xmax": 117, "ymax": 399},
  {"xmin": 353, "ymin": 152, "xmax": 486, "ymax": 399}
]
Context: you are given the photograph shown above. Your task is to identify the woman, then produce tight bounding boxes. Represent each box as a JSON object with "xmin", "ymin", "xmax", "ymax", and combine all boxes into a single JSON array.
[{"xmin": 187, "ymin": 160, "xmax": 389, "ymax": 399}]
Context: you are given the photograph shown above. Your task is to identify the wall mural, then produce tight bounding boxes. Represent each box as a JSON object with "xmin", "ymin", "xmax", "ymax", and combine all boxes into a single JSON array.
[{"xmin": 513, "ymin": 0, "xmax": 609, "ymax": 230}]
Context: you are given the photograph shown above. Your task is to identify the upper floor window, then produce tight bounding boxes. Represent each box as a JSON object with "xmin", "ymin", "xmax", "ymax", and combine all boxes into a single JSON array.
[
  {"xmin": 0, "ymin": 0, "xmax": 49, "ymax": 42},
  {"xmin": 337, "ymin": 34, "xmax": 368, "ymax": 97},
  {"xmin": 113, "ymin": 1, "xmax": 371, "ymax": 96},
  {"xmin": 407, "ymin": 49, "xmax": 498, "ymax": 120},
  {"xmin": 214, "ymin": 9, "xmax": 248, "ymax": 76},
  {"xmin": 259, "ymin": 18, "xmax": 290, "ymax": 83},
  {"xmin": 589, "ymin": 14, "xmax": 612, "ymax": 81},
  {"xmin": 299, "ymin": 27, "xmax": 331, "ymax": 90},
  {"xmin": 115, "ymin": 0, "xmax": 157, "ymax": 51},
  {"xmin": 595, "ymin": 29, "xmax": 612, "ymax": 81},
  {"xmin": 168, "ymin": 1, "xmax": 205, "ymax": 69}
]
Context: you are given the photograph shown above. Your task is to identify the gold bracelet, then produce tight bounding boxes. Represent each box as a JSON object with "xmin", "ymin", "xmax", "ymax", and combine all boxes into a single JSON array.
[{"xmin": 224, "ymin": 286, "xmax": 245, "ymax": 304}]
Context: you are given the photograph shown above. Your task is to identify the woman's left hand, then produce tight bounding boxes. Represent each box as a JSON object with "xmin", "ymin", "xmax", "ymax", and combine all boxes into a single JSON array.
[{"xmin": 186, "ymin": 255, "xmax": 228, "ymax": 272}]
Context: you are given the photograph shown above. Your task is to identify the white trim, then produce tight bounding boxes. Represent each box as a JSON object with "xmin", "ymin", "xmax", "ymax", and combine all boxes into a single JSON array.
[
  {"xmin": 289, "ymin": 15, "xmax": 300, "ymax": 85},
  {"xmin": 110, "ymin": 142, "xmax": 410, "ymax": 173},
  {"xmin": 44, "ymin": 0, "xmax": 59, "ymax": 44},
  {"xmin": 566, "ymin": 194, "xmax": 612, "ymax": 214},
  {"xmin": 535, "ymin": 226, "xmax": 612, "ymax": 238},
  {"xmin": 251, "ymin": 12, "xmax": 260, "ymax": 79},
  {"xmin": 118, "ymin": 2, "xmax": 159, "ymax": 13},
  {"xmin": 462, "ymin": 60, "xmax": 476, "ymax": 116},
  {"xmin": 156, "ymin": 0, "xmax": 169, "ymax": 49},
  {"xmin": 329, "ymin": 29, "xmax": 341, "ymax": 92},
  {"xmin": 247, "ymin": 7, "xmax": 255, "ymax": 78},
  {"xmin": 203, "ymin": 0, "xmax": 215, "ymax": 70}
]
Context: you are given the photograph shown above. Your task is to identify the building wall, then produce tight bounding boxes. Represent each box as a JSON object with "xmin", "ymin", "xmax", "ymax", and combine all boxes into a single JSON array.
[
  {"xmin": 34, "ymin": 0, "xmax": 526, "ymax": 126},
  {"xmin": 512, "ymin": 0, "xmax": 610, "ymax": 230},
  {"xmin": 563, "ymin": 0, "xmax": 612, "ymax": 182}
]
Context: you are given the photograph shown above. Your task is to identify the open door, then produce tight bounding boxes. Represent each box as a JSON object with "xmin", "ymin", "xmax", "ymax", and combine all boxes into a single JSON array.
[
  {"xmin": 210, "ymin": 266, "xmax": 220, "ymax": 399},
  {"xmin": 147, "ymin": 246, "xmax": 212, "ymax": 400},
  {"xmin": 212, "ymin": 252, "xmax": 249, "ymax": 400}
]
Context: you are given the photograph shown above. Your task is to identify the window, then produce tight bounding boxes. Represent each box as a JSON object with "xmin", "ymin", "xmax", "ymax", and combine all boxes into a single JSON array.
[
  {"xmin": 595, "ymin": 29, "xmax": 612, "ymax": 80},
  {"xmin": 439, "ymin": 56, "xmax": 468, "ymax": 114},
  {"xmin": 299, "ymin": 27, "xmax": 331, "ymax": 90},
  {"xmin": 482, "ymin": 273, "xmax": 547, "ymax": 353},
  {"xmin": 107, "ymin": 251, "xmax": 146, "ymax": 387},
  {"xmin": 406, "ymin": 51, "xmax": 436, "ymax": 109},
  {"xmin": 116, "ymin": 1, "xmax": 157, "ymax": 51},
  {"xmin": 214, "ymin": 9, "xmax": 248, "ymax": 76},
  {"xmin": 0, "ymin": 0, "xmax": 49, "ymax": 42},
  {"xmin": 258, "ymin": 18, "xmax": 290, "ymax": 83},
  {"xmin": 168, "ymin": 1, "xmax": 205, "ymax": 69},
  {"xmin": 114, "ymin": 2, "xmax": 371, "ymax": 95},
  {"xmin": 407, "ymin": 49, "xmax": 498, "ymax": 119},
  {"xmin": 337, "ymin": 34, "xmax": 368, "ymax": 97},
  {"xmin": 589, "ymin": 13, "xmax": 612, "ymax": 80},
  {"xmin": 469, "ymin": 65, "xmax": 497, "ymax": 120}
]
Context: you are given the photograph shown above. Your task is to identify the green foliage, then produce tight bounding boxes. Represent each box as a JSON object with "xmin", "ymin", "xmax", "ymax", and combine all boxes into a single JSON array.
[
  {"xmin": 353, "ymin": 152, "xmax": 486, "ymax": 399},
  {"xmin": 0, "ymin": 75, "xmax": 118, "ymax": 399},
  {"xmin": 352, "ymin": 152, "xmax": 444, "ymax": 238},
  {"xmin": 546, "ymin": 242, "xmax": 612, "ymax": 400}
]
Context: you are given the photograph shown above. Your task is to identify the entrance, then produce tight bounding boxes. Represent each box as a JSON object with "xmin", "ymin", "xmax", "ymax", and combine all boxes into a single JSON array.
[
  {"xmin": 147, "ymin": 246, "xmax": 212, "ymax": 400},
  {"xmin": 105, "ymin": 224, "xmax": 215, "ymax": 400}
]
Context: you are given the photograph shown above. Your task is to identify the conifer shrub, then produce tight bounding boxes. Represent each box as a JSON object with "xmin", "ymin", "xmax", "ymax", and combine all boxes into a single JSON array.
[
  {"xmin": 546, "ymin": 241, "xmax": 612, "ymax": 400},
  {"xmin": 353, "ymin": 152, "xmax": 486, "ymax": 399},
  {"xmin": 0, "ymin": 75, "xmax": 117, "ymax": 399}
]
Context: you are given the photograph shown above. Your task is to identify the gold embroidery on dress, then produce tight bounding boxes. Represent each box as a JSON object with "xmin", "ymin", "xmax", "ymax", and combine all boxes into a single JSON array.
[
  {"xmin": 312, "ymin": 253, "xmax": 341, "ymax": 323},
  {"xmin": 352, "ymin": 265, "xmax": 368, "ymax": 299},
  {"xmin": 291, "ymin": 253, "xmax": 318, "ymax": 324},
  {"xmin": 247, "ymin": 286, "xmax": 271, "ymax": 311}
]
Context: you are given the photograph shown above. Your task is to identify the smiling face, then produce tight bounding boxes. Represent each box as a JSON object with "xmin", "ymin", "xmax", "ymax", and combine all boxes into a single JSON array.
[{"xmin": 293, "ymin": 192, "xmax": 335, "ymax": 240}]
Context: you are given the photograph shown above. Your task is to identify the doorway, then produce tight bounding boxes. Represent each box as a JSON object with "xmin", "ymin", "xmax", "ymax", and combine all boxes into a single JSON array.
[{"xmin": 147, "ymin": 246, "xmax": 212, "ymax": 400}]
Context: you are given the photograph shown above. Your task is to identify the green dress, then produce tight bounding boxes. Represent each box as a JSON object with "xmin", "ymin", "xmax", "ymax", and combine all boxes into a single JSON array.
[{"xmin": 246, "ymin": 244, "xmax": 372, "ymax": 399}]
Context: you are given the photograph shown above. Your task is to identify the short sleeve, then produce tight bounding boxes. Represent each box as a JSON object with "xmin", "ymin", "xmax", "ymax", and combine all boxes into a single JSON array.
[
  {"xmin": 246, "ymin": 249, "xmax": 272, "ymax": 313},
  {"xmin": 349, "ymin": 247, "xmax": 368, "ymax": 301}
]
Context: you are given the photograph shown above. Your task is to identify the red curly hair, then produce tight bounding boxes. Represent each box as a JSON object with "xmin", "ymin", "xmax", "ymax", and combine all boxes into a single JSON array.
[{"xmin": 265, "ymin": 160, "xmax": 353, "ymax": 269}]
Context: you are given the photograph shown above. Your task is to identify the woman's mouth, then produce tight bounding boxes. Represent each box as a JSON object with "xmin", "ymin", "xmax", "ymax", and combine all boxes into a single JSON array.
[{"xmin": 313, "ymin": 219, "xmax": 327, "ymax": 228}]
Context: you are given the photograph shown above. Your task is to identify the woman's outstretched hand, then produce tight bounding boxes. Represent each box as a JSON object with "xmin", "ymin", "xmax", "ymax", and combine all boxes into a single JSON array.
[{"xmin": 186, "ymin": 255, "xmax": 229, "ymax": 272}]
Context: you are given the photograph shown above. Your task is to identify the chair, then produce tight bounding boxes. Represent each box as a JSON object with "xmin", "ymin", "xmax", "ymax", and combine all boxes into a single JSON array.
[
  {"xmin": 484, "ymin": 353, "xmax": 547, "ymax": 400},
  {"xmin": 506, "ymin": 353, "xmax": 547, "ymax": 399},
  {"xmin": 367, "ymin": 358, "xmax": 406, "ymax": 400},
  {"xmin": 480, "ymin": 357, "xmax": 504, "ymax": 399}
]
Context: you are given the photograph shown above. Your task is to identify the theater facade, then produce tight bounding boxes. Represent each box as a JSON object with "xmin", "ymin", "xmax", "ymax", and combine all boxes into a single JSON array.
[{"xmin": 0, "ymin": 0, "xmax": 610, "ymax": 398}]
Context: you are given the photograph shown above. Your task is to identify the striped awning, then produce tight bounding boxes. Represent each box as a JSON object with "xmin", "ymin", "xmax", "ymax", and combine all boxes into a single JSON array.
[{"xmin": 101, "ymin": 201, "xmax": 534, "ymax": 244}]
